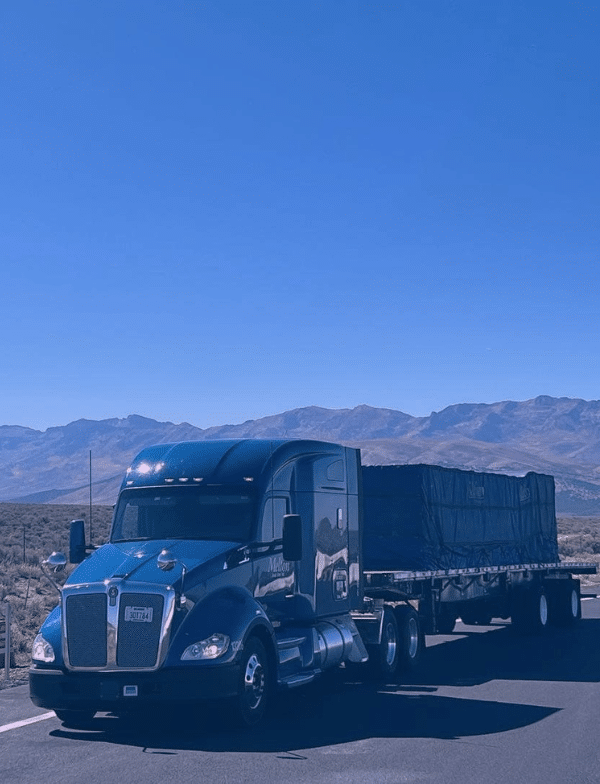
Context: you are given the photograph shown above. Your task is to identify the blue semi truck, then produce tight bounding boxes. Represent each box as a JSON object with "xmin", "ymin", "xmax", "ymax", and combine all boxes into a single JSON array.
[{"xmin": 29, "ymin": 439, "xmax": 596, "ymax": 728}]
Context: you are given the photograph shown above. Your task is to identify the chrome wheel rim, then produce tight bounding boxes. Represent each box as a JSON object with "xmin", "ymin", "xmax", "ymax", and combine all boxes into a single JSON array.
[
  {"xmin": 570, "ymin": 588, "xmax": 579, "ymax": 618},
  {"xmin": 243, "ymin": 653, "xmax": 265, "ymax": 710},
  {"xmin": 383, "ymin": 621, "xmax": 397, "ymax": 667},
  {"xmin": 407, "ymin": 617, "xmax": 419, "ymax": 659}
]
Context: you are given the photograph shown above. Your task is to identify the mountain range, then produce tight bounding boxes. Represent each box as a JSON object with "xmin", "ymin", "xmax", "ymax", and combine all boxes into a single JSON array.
[{"xmin": 2, "ymin": 395, "xmax": 600, "ymax": 513}]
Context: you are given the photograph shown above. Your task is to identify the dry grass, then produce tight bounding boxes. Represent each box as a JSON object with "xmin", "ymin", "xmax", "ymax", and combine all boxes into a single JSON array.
[
  {"xmin": 0, "ymin": 503, "xmax": 112, "ymax": 669},
  {"xmin": 557, "ymin": 514, "xmax": 600, "ymax": 588}
]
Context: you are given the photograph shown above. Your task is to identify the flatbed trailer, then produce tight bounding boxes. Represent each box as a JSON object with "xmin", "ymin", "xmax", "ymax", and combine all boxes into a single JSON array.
[{"xmin": 355, "ymin": 561, "xmax": 597, "ymax": 639}]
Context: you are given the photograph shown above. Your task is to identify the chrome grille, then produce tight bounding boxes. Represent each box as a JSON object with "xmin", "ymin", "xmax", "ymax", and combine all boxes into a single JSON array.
[
  {"xmin": 62, "ymin": 582, "xmax": 174, "ymax": 671},
  {"xmin": 65, "ymin": 594, "xmax": 108, "ymax": 668},
  {"xmin": 117, "ymin": 593, "xmax": 165, "ymax": 668}
]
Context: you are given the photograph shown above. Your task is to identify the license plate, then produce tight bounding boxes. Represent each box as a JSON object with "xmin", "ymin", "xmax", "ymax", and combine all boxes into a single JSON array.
[{"xmin": 124, "ymin": 606, "xmax": 153, "ymax": 623}]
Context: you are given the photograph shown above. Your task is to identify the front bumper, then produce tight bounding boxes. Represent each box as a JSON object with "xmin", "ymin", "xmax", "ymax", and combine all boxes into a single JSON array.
[{"xmin": 29, "ymin": 664, "xmax": 240, "ymax": 713}]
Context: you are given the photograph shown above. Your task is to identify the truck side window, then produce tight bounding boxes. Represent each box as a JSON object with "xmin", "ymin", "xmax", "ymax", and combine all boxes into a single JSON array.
[
  {"xmin": 120, "ymin": 503, "xmax": 142, "ymax": 540},
  {"xmin": 261, "ymin": 497, "xmax": 288, "ymax": 541}
]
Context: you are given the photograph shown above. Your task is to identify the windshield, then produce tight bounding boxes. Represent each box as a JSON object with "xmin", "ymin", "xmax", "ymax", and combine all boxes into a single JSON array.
[{"xmin": 111, "ymin": 486, "xmax": 256, "ymax": 543}]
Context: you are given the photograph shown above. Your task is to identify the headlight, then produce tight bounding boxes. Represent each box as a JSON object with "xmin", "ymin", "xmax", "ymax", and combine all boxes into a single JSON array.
[
  {"xmin": 32, "ymin": 634, "xmax": 55, "ymax": 663},
  {"xmin": 181, "ymin": 633, "xmax": 230, "ymax": 660}
]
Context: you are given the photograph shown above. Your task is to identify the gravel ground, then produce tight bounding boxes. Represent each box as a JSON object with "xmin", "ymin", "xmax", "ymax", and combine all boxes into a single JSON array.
[{"xmin": 0, "ymin": 666, "xmax": 29, "ymax": 690}]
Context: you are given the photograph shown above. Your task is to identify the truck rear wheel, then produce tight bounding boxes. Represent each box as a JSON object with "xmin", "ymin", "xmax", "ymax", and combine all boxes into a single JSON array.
[
  {"xmin": 395, "ymin": 606, "xmax": 423, "ymax": 671},
  {"xmin": 366, "ymin": 607, "xmax": 400, "ymax": 680}
]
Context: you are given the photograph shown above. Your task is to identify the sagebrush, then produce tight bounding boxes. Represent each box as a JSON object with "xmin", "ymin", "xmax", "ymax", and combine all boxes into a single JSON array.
[{"xmin": 0, "ymin": 503, "xmax": 112, "ymax": 666}]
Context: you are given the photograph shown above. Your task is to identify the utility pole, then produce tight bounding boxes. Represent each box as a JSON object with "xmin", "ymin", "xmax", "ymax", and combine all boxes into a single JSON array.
[{"xmin": 89, "ymin": 450, "xmax": 93, "ymax": 547}]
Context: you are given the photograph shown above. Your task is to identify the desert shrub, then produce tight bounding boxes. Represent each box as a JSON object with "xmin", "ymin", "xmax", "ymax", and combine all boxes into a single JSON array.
[{"xmin": 0, "ymin": 503, "xmax": 112, "ymax": 667}]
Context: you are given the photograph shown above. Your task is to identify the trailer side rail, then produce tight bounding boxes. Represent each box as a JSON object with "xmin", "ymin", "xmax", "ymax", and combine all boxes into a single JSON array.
[{"xmin": 363, "ymin": 561, "xmax": 597, "ymax": 587}]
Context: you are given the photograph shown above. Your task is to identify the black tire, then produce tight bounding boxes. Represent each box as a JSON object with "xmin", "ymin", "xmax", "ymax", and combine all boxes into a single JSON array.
[
  {"xmin": 228, "ymin": 636, "xmax": 271, "ymax": 728},
  {"xmin": 54, "ymin": 709, "xmax": 96, "ymax": 728},
  {"xmin": 366, "ymin": 607, "xmax": 400, "ymax": 680},
  {"xmin": 550, "ymin": 580, "xmax": 581, "ymax": 626},
  {"xmin": 512, "ymin": 586, "xmax": 549, "ymax": 634},
  {"xmin": 394, "ymin": 606, "xmax": 423, "ymax": 672}
]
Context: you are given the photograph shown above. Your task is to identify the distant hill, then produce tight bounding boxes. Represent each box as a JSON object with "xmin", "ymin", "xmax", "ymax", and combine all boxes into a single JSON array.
[{"xmin": 3, "ymin": 396, "xmax": 600, "ymax": 512}]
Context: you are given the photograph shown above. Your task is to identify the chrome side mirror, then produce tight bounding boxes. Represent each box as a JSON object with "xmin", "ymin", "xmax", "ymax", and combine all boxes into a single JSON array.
[
  {"xmin": 157, "ymin": 549, "xmax": 177, "ymax": 572},
  {"xmin": 45, "ymin": 552, "xmax": 67, "ymax": 572},
  {"xmin": 40, "ymin": 552, "xmax": 68, "ymax": 595},
  {"xmin": 157, "ymin": 550, "xmax": 187, "ymax": 607}
]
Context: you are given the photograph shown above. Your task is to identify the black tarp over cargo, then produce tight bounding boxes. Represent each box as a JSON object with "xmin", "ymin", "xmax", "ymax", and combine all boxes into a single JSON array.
[{"xmin": 361, "ymin": 464, "xmax": 559, "ymax": 571}]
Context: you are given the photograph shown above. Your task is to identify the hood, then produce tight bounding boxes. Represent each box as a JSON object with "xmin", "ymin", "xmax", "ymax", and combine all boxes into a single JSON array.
[{"xmin": 65, "ymin": 539, "xmax": 238, "ymax": 586}]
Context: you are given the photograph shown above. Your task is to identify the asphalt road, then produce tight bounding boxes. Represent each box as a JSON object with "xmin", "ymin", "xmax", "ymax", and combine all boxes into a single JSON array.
[{"xmin": 2, "ymin": 597, "xmax": 599, "ymax": 784}]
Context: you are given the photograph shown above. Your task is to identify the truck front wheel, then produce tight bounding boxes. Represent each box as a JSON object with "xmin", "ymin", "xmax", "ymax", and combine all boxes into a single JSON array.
[{"xmin": 228, "ymin": 636, "xmax": 271, "ymax": 728}]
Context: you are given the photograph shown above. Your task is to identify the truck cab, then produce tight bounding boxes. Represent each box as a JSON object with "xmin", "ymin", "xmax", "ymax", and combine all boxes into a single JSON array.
[{"xmin": 30, "ymin": 439, "xmax": 368, "ymax": 727}]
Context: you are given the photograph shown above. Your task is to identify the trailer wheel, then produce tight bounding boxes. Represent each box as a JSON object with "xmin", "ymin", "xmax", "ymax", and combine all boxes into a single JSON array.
[
  {"xmin": 550, "ymin": 580, "xmax": 581, "ymax": 626},
  {"xmin": 227, "ymin": 636, "xmax": 271, "ymax": 728},
  {"xmin": 512, "ymin": 586, "xmax": 549, "ymax": 634},
  {"xmin": 395, "ymin": 606, "xmax": 423, "ymax": 671},
  {"xmin": 366, "ymin": 607, "xmax": 400, "ymax": 680},
  {"xmin": 54, "ymin": 709, "xmax": 96, "ymax": 728}
]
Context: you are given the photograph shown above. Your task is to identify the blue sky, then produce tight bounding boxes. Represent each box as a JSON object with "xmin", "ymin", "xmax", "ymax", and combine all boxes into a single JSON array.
[{"xmin": 2, "ymin": 0, "xmax": 598, "ymax": 431}]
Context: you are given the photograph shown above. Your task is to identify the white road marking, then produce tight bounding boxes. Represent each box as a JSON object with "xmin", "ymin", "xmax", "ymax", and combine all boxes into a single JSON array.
[{"xmin": 0, "ymin": 712, "xmax": 56, "ymax": 734}]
